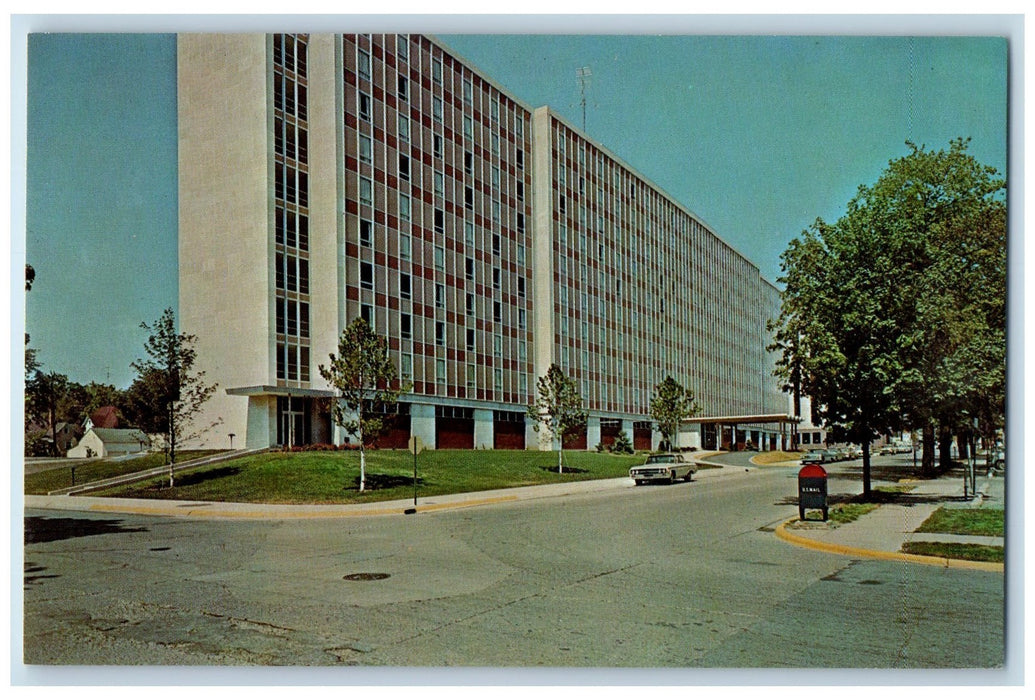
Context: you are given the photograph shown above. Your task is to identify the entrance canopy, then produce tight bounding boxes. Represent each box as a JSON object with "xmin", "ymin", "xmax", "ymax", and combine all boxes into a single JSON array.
[
  {"xmin": 684, "ymin": 414, "xmax": 800, "ymax": 426},
  {"xmin": 226, "ymin": 385, "xmax": 335, "ymax": 398}
]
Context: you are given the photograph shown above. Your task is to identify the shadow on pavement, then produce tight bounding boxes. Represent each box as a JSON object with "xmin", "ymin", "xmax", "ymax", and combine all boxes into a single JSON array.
[{"xmin": 24, "ymin": 515, "xmax": 149, "ymax": 544}]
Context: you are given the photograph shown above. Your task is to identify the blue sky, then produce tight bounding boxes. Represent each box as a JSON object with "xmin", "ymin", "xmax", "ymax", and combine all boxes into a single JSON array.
[{"xmin": 19, "ymin": 22, "xmax": 1010, "ymax": 390}]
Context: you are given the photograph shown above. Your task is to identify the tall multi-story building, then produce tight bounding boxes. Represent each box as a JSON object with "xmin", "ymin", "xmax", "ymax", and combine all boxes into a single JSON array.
[{"xmin": 179, "ymin": 33, "xmax": 790, "ymax": 453}]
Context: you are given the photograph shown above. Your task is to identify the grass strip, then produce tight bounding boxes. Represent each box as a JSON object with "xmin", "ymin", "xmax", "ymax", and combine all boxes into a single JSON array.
[
  {"xmin": 916, "ymin": 507, "xmax": 1004, "ymax": 537},
  {"xmin": 25, "ymin": 450, "xmax": 223, "ymax": 495},
  {"xmin": 901, "ymin": 541, "xmax": 1004, "ymax": 563},
  {"xmin": 89, "ymin": 449, "xmax": 646, "ymax": 505}
]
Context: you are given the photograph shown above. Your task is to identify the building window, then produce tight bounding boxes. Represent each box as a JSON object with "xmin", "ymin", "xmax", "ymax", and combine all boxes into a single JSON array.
[
  {"xmin": 432, "ymin": 57, "xmax": 442, "ymax": 84},
  {"xmin": 463, "ymin": 116, "xmax": 473, "ymax": 140},
  {"xmin": 399, "ymin": 193, "xmax": 410, "ymax": 221},
  {"xmin": 397, "ymin": 75, "xmax": 408, "ymax": 101},
  {"xmin": 399, "ymin": 233, "xmax": 411, "ymax": 260},
  {"xmin": 400, "ymin": 273, "xmax": 411, "ymax": 299},
  {"xmin": 493, "ymin": 301, "xmax": 502, "ymax": 322},
  {"xmin": 358, "ymin": 135, "xmax": 372, "ymax": 164},
  {"xmin": 361, "ymin": 303, "xmax": 374, "ymax": 327},
  {"xmin": 436, "ymin": 321, "xmax": 445, "ymax": 346},
  {"xmin": 433, "ymin": 135, "xmax": 443, "ymax": 159},
  {"xmin": 437, "ymin": 359, "xmax": 447, "ymax": 385},
  {"xmin": 359, "ymin": 177, "xmax": 373, "ymax": 206},
  {"xmin": 466, "ymin": 293, "xmax": 474, "ymax": 315},
  {"xmin": 434, "ymin": 172, "xmax": 444, "ymax": 198},
  {"xmin": 492, "ymin": 268, "xmax": 501, "ymax": 289},
  {"xmin": 464, "ymin": 151, "xmax": 473, "ymax": 176},
  {"xmin": 518, "ymin": 309, "xmax": 526, "ymax": 330},
  {"xmin": 434, "ymin": 210, "xmax": 445, "ymax": 235},
  {"xmin": 360, "ymin": 261, "xmax": 374, "ymax": 290},
  {"xmin": 398, "ymin": 114, "xmax": 409, "ymax": 143},
  {"xmin": 397, "ymin": 35, "xmax": 408, "ymax": 63},
  {"xmin": 463, "ymin": 77, "xmax": 473, "ymax": 104},
  {"xmin": 491, "ymin": 133, "xmax": 500, "ymax": 155},
  {"xmin": 433, "ymin": 97, "xmax": 443, "ymax": 123},
  {"xmin": 516, "ymin": 181, "xmax": 524, "ymax": 201},
  {"xmin": 359, "ymin": 91, "xmax": 371, "ymax": 121},
  {"xmin": 358, "ymin": 49, "xmax": 371, "ymax": 80},
  {"xmin": 436, "ymin": 284, "xmax": 445, "ymax": 308},
  {"xmin": 517, "ymin": 278, "xmax": 525, "ymax": 298},
  {"xmin": 401, "ymin": 352, "xmax": 413, "ymax": 379},
  {"xmin": 467, "ymin": 364, "xmax": 476, "ymax": 390},
  {"xmin": 465, "ymin": 257, "xmax": 474, "ymax": 281},
  {"xmin": 466, "ymin": 328, "xmax": 475, "ymax": 350},
  {"xmin": 492, "ymin": 234, "xmax": 501, "ymax": 256},
  {"xmin": 359, "ymin": 219, "xmax": 373, "ymax": 247},
  {"xmin": 490, "ymin": 99, "xmax": 499, "ymax": 122},
  {"xmin": 516, "ymin": 244, "xmax": 525, "ymax": 267},
  {"xmin": 400, "ymin": 313, "xmax": 411, "ymax": 339},
  {"xmin": 494, "ymin": 369, "xmax": 503, "ymax": 394},
  {"xmin": 516, "ymin": 149, "xmax": 524, "ymax": 170},
  {"xmin": 492, "ymin": 167, "xmax": 500, "ymax": 189},
  {"xmin": 399, "ymin": 154, "xmax": 410, "ymax": 180},
  {"xmin": 517, "ymin": 212, "xmax": 525, "ymax": 233}
]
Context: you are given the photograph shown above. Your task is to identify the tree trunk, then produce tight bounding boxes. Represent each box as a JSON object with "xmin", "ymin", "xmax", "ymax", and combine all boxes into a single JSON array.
[
  {"xmin": 168, "ymin": 402, "xmax": 175, "ymax": 488},
  {"xmin": 557, "ymin": 445, "xmax": 564, "ymax": 474},
  {"xmin": 921, "ymin": 424, "xmax": 936, "ymax": 476},
  {"xmin": 861, "ymin": 442, "xmax": 872, "ymax": 499},
  {"xmin": 938, "ymin": 424, "xmax": 954, "ymax": 470},
  {"xmin": 359, "ymin": 424, "xmax": 366, "ymax": 492}
]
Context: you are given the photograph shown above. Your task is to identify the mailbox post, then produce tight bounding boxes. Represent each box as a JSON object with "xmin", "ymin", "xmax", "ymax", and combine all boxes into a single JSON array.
[{"xmin": 798, "ymin": 463, "xmax": 828, "ymax": 521}]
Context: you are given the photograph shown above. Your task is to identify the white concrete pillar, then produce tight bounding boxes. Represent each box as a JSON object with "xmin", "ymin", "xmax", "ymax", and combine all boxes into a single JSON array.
[
  {"xmin": 474, "ymin": 408, "xmax": 494, "ymax": 450},
  {"xmin": 621, "ymin": 419, "xmax": 634, "ymax": 449},
  {"xmin": 526, "ymin": 419, "xmax": 542, "ymax": 451},
  {"xmin": 652, "ymin": 428, "xmax": 663, "ymax": 452},
  {"xmin": 410, "ymin": 403, "xmax": 437, "ymax": 449},
  {"xmin": 246, "ymin": 396, "xmax": 277, "ymax": 449},
  {"xmin": 586, "ymin": 416, "xmax": 601, "ymax": 451}
]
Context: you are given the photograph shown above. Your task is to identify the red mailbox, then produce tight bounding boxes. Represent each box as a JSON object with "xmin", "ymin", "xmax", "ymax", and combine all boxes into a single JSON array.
[{"xmin": 798, "ymin": 463, "xmax": 828, "ymax": 521}]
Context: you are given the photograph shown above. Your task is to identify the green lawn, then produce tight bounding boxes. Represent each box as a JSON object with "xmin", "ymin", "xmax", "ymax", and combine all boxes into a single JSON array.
[
  {"xmin": 901, "ymin": 541, "xmax": 1004, "ymax": 563},
  {"xmin": 916, "ymin": 507, "xmax": 1005, "ymax": 537},
  {"xmin": 91, "ymin": 449, "xmax": 647, "ymax": 504},
  {"xmin": 24, "ymin": 450, "xmax": 224, "ymax": 495}
]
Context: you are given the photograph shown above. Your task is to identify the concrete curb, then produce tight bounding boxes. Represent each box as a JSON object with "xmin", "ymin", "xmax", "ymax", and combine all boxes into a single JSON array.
[{"xmin": 774, "ymin": 516, "xmax": 1004, "ymax": 573}]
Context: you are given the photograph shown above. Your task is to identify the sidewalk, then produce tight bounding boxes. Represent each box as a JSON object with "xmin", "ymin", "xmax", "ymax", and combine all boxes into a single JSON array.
[
  {"xmin": 24, "ymin": 474, "xmax": 639, "ymax": 520},
  {"xmin": 776, "ymin": 469, "xmax": 1005, "ymax": 572}
]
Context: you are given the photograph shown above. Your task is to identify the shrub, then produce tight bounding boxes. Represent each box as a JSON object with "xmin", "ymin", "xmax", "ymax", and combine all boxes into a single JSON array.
[{"xmin": 610, "ymin": 431, "xmax": 634, "ymax": 454}]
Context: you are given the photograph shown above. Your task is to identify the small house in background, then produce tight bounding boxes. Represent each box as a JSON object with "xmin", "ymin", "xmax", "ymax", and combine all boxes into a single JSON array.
[
  {"xmin": 85, "ymin": 405, "xmax": 119, "ymax": 431},
  {"xmin": 67, "ymin": 428, "xmax": 148, "ymax": 459}
]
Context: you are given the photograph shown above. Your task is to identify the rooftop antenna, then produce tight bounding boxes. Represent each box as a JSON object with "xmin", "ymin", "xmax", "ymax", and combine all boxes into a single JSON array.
[{"xmin": 576, "ymin": 66, "xmax": 592, "ymax": 131}]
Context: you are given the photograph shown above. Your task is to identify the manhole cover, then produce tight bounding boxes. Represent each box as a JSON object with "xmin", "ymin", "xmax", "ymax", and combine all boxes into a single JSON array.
[{"xmin": 343, "ymin": 573, "xmax": 390, "ymax": 581}]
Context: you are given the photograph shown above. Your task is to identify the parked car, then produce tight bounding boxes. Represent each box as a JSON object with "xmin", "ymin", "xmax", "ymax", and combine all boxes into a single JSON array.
[
  {"xmin": 800, "ymin": 450, "xmax": 826, "ymax": 464},
  {"xmin": 630, "ymin": 453, "xmax": 696, "ymax": 485}
]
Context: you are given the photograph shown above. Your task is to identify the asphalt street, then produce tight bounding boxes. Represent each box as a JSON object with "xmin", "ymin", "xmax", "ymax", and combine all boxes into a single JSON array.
[{"xmin": 21, "ymin": 461, "xmax": 1004, "ymax": 676}]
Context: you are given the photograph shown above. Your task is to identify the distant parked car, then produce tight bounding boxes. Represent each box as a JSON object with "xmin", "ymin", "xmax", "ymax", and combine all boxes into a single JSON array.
[
  {"xmin": 823, "ymin": 449, "xmax": 842, "ymax": 463},
  {"xmin": 800, "ymin": 450, "xmax": 826, "ymax": 464},
  {"xmin": 630, "ymin": 453, "xmax": 696, "ymax": 485}
]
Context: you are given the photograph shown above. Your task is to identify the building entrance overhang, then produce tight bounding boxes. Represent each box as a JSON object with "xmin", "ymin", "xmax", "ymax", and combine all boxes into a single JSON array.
[
  {"xmin": 683, "ymin": 414, "xmax": 800, "ymax": 426},
  {"xmin": 226, "ymin": 385, "xmax": 336, "ymax": 399}
]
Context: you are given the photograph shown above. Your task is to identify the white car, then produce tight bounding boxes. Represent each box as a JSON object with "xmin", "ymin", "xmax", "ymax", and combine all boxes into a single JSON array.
[{"xmin": 630, "ymin": 453, "xmax": 696, "ymax": 485}]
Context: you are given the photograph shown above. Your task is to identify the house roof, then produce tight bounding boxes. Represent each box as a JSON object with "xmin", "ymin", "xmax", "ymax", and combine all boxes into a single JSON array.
[
  {"xmin": 89, "ymin": 428, "xmax": 147, "ymax": 446},
  {"xmin": 89, "ymin": 406, "xmax": 119, "ymax": 429}
]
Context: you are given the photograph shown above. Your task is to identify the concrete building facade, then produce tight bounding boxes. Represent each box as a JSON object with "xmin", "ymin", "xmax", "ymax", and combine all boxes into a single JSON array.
[{"xmin": 178, "ymin": 33, "xmax": 790, "ymax": 452}]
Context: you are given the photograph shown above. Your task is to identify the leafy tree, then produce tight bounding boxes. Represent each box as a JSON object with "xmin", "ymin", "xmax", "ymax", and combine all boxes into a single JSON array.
[
  {"xmin": 131, "ymin": 308, "xmax": 220, "ymax": 486},
  {"xmin": 25, "ymin": 370, "xmax": 69, "ymax": 456},
  {"xmin": 527, "ymin": 364, "xmax": 588, "ymax": 473},
  {"xmin": 319, "ymin": 318, "xmax": 407, "ymax": 492},
  {"xmin": 772, "ymin": 139, "xmax": 1006, "ymax": 495},
  {"xmin": 649, "ymin": 375, "xmax": 700, "ymax": 451}
]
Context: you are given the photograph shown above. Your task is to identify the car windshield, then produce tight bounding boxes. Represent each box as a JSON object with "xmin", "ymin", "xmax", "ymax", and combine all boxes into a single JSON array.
[{"xmin": 647, "ymin": 455, "xmax": 674, "ymax": 463}]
